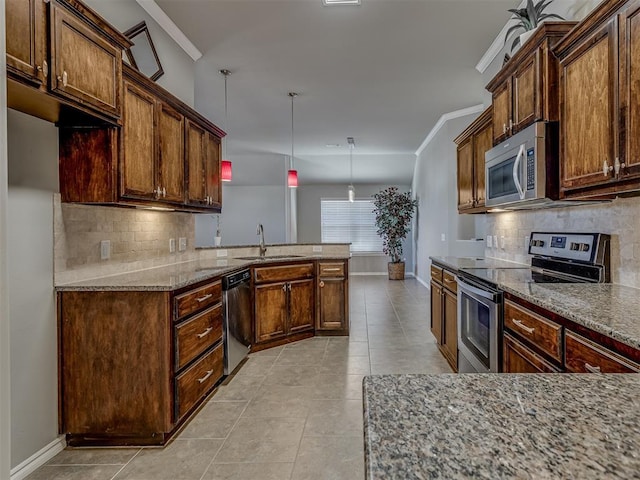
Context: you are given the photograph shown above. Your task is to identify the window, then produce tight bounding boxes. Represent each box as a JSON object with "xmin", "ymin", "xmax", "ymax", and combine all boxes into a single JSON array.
[{"xmin": 321, "ymin": 199, "xmax": 383, "ymax": 253}]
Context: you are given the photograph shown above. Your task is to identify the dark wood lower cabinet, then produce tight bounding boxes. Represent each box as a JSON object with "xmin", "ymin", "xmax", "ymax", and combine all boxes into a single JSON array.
[
  {"xmin": 441, "ymin": 288, "xmax": 458, "ymax": 368},
  {"xmin": 430, "ymin": 264, "xmax": 457, "ymax": 372},
  {"xmin": 316, "ymin": 261, "xmax": 349, "ymax": 335},
  {"xmin": 503, "ymin": 333, "xmax": 560, "ymax": 373},
  {"xmin": 429, "ymin": 280, "xmax": 443, "ymax": 345}
]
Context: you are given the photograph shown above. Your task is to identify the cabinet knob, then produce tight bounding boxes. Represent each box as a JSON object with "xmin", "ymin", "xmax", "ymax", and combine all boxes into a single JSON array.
[
  {"xmin": 162, "ymin": 187, "xmax": 166, "ymax": 197},
  {"xmin": 503, "ymin": 123, "xmax": 507, "ymax": 134},
  {"xmin": 603, "ymin": 160, "xmax": 614, "ymax": 177},
  {"xmin": 614, "ymin": 157, "xmax": 625, "ymax": 176},
  {"xmin": 319, "ymin": 281, "xmax": 325, "ymax": 288},
  {"xmin": 36, "ymin": 61, "xmax": 48, "ymax": 79}
]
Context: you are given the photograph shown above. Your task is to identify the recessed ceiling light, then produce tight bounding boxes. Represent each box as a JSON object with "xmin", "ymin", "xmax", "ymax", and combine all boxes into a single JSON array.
[
  {"xmin": 326, "ymin": 144, "xmax": 341, "ymax": 148},
  {"xmin": 322, "ymin": 0, "xmax": 361, "ymax": 6}
]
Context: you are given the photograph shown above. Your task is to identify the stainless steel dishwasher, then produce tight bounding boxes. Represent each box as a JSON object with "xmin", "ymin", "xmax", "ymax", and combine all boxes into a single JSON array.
[{"xmin": 222, "ymin": 269, "xmax": 252, "ymax": 375}]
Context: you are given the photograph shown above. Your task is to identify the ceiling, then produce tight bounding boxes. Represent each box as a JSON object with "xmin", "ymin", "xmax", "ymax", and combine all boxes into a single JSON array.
[{"xmin": 155, "ymin": 0, "xmax": 518, "ymax": 186}]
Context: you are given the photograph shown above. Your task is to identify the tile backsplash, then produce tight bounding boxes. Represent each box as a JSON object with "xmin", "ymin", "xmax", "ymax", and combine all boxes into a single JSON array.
[
  {"xmin": 54, "ymin": 195, "xmax": 196, "ymax": 283},
  {"xmin": 484, "ymin": 196, "xmax": 640, "ymax": 287}
]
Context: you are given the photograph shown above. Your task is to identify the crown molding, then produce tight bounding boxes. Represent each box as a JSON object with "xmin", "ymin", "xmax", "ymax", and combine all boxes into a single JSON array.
[
  {"xmin": 136, "ymin": 0, "xmax": 202, "ymax": 61},
  {"xmin": 415, "ymin": 104, "xmax": 484, "ymax": 157}
]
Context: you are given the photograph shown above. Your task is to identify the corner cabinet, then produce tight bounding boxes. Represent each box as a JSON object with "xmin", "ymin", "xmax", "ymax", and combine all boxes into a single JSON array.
[
  {"xmin": 58, "ymin": 279, "xmax": 224, "ymax": 446},
  {"xmin": 429, "ymin": 263, "xmax": 457, "ymax": 371},
  {"xmin": 59, "ymin": 65, "xmax": 225, "ymax": 212},
  {"xmin": 486, "ymin": 22, "xmax": 577, "ymax": 144},
  {"xmin": 455, "ymin": 107, "xmax": 492, "ymax": 213},
  {"xmin": 6, "ymin": 0, "xmax": 130, "ymax": 124},
  {"xmin": 253, "ymin": 263, "xmax": 315, "ymax": 347},
  {"xmin": 555, "ymin": 0, "xmax": 640, "ymax": 199},
  {"xmin": 316, "ymin": 261, "xmax": 349, "ymax": 335}
]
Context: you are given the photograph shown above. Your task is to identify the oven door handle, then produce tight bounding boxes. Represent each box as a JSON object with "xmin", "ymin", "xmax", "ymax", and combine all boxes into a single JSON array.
[
  {"xmin": 512, "ymin": 144, "xmax": 526, "ymax": 200},
  {"xmin": 457, "ymin": 278, "xmax": 501, "ymax": 303}
]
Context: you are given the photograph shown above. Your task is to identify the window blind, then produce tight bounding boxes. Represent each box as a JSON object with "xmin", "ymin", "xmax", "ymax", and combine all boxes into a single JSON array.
[{"xmin": 320, "ymin": 199, "xmax": 383, "ymax": 253}]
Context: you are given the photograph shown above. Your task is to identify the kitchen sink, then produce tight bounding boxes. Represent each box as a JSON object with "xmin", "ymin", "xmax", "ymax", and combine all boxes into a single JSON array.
[{"xmin": 235, "ymin": 255, "xmax": 304, "ymax": 261}]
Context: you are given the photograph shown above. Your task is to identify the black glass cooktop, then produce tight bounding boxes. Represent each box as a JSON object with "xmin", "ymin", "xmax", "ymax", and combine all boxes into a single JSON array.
[{"xmin": 459, "ymin": 267, "xmax": 587, "ymax": 286}]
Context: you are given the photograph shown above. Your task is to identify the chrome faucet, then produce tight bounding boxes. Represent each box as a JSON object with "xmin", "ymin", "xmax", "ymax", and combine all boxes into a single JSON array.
[{"xmin": 257, "ymin": 223, "xmax": 267, "ymax": 257}]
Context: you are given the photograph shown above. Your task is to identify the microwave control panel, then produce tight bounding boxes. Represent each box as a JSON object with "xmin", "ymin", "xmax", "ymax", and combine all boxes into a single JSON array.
[{"xmin": 526, "ymin": 148, "xmax": 535, "ymax": 191}]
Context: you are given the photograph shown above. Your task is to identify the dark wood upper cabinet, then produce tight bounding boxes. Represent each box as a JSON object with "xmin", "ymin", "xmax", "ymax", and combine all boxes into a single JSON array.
[
  {"xmin": 60, "ymin": 66, "xmax": 225, "ymax": 212},
  {"xmin": 555, "ymin": 0, "xmax": 640, "ymax": 198},
  {"xmin": 455, "ymin": 106, "xmax": 492, "ymax": 214},
  {"xmin": 6, "ymin": 0, "xmax": 130, "ymax": 124},
  {"xmin": 487, "ymin": 22, "xmax": 577, "ymax": 145}
]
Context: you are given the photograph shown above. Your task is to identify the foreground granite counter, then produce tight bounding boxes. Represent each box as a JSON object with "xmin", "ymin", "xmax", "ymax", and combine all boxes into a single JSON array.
[
  {"xmin": 364, "ymin": 374, "xmax": 640, "ymax": 479},
  {"xmin": 56, "ymin": 254, "xmax": 349, "ymax": 291}
]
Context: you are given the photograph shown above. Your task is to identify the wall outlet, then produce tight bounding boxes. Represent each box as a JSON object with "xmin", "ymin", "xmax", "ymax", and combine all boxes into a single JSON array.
[
  {"xmin": 493, "ymin": 235, "xmax": 498, "ymax": 249},
  {"xmin": 441, "ymin": 233, "xmax": 446, "ymax": 242},
  {"xmin": 313, "ymin": 245, "xmax": 323, "ymax": 253},
  {"xmin": 169, "ymin": 238, "xmax": 176, "ymax": 253},
  {"xmin": 486, "ymin": 236, "xmax": 492, "ymax": 248},
  {"xmin": 216, "ymin": 249, "xmax": 228, "ymax": 257},
  {"xmin": 178, "ymin": 237, "xmax": 187, "ymax": 252},
  {"xmin": 100, "ymin": 240, "xmax": 110, "ymax": 260}
]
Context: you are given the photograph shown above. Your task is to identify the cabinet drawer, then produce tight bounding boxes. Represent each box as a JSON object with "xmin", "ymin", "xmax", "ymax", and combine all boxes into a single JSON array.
[
  {"xmin": 254, "ymin": 263, "xmax": 314, "ymax": 284},
  {"xmin": 175, "ymin": 304, "xmax": 223, "ymax": 371},
  {"xmin": 174, "ymin": 280, "xmax": 221, "ymax": 320},
  {"xmin": 503, "ymin": 333, "xmax": 561, "ymax": 373},
  {"xmin": 175, "ymin": 343, "xmax": 223, "ymax": 420},
  {"xmin": 442, "ymin": 270, "xmax": 457, "ymax": 294},
  {"xmin": 504, "ymin": 300, "xmax": 562, "ymax": 362},
  {"xmin": 430, "ymin": 264, "xmax": 443, "ymax": 283},
  {"xmin": 565, "ymin": 331, "xmax": 640, "ymax": 373},
  {"xmin": 318, "ymin": 262, "xmax": 344, "ymax": 277}
]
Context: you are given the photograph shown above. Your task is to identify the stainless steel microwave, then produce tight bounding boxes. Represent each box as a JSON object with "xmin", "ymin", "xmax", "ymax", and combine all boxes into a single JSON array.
[{"xmin": 485, "ymin": 121, "xmax": 559, "ymax": 209}]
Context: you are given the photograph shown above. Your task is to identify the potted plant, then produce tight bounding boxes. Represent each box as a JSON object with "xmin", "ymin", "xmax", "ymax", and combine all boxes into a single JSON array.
[
  {"xmin": 504, "ymin": 0, "xmax": 564, "ymax": 52},
  {"xmin": 372, "ymin": 187, "xmax": 418, "ymax": 280}
]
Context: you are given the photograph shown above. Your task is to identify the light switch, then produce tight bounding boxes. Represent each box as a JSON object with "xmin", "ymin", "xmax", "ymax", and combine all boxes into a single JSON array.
[
  {"xmin": 486, "ymin": 236, "xmax": 492, "ymax": 248},
  {"xmin": 169, "ymin": 238, "xmax": 176, "ymax": 253},
  {"xmin": 500, "ymin": 236, "xmax": 506, "ymax": 249},
  {"xmin": 178, "ymin": 237, "xmax": 187, "ymax": 251},
  {"xmin": 313, "ymin": 245, "xmax": 323, "ymax": 252},
  {"xmin": 441, "ymin": 233, "xmax": 446, "ymax": 242},
  {"xmin": 100, "ymin": 240, "xmax": 110, "ymax": 260},
  {"xmin": 493, "ymin": 235, "xmax": 498, "ymax": 249},
  {"xmin": 216, "ymin": 249, "xmax": 228, "ymax": 257}
]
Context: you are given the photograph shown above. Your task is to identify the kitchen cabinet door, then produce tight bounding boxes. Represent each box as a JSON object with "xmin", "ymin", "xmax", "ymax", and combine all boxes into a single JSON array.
[
  {"xmin": 473, "ymin": 121, "xmax": 492, "ymax": 209},
  {"xmin": 442, "ymin": 287, "xmax": 457, "ymax": 370},
  {"xmin": 457, "ymin": 138, "xmax": 474, "ymax": 211},
  {"xmin": 317, "ymin": 278, "xmax": 347, "ymax": 331},
  {"xmin": 121, "ymin": 80, "xmax": 157, "ymax": 200},
  {"xmin": 49, "ymin": 0, "xmax": 121, "ymax": 118},
  {"xmin": 288, "ymin": 279, "xmax": 315, "ymax": 334},
  {"xmin": 255, "ymin": 282, "xmax": 287, "ymax": 343},
  {"xmin": 512, "ymin": 53, "xmax": 537, "ymax": 131},
  {"xmin": 430, "ymin": 281, "xmax": 442, "ymax": 345},
  {"xmin": 619, "ymin": 1, "xmax": 640, "ymax": 181},
  {"xmin": 503, "ymin": 333, "xmax": 560, "ymax": 373},
  {"xmin": 157, "ymin": 103, "xmax": 185, "ymax": 204},
  {"xmin": 6, "ymin": 0, "xmax": 47, "ymax": 86},
  {"xmin": 559, "ymin": 19, "xmax": 617, "ymax": 193},
  {"xmin": 492, "ymin": 82, "xmax": 511, "ymax": 144},
  {"xmin": 205, "ymin": 132, "xmax": 222, "ymax": 209},
  {"xmin": 185, "ymin": 119, "xmax": 207, "ymax": 208}
]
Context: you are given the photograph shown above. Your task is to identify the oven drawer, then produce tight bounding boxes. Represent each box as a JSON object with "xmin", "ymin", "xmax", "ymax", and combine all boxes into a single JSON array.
[
  {"xmin": 565, "ymin": 331, "xmax": 640, "ymax": 373},
  {"xmin": 175, "ymin": 304, "xmax": 223, "ymax": 371},
  {"xmin": 442, "ymin": 270, "xmax": 457, "ymax": 294},
  {"xmin": 430, "ymin": 264, "xmax": 443, "ymax": 283},
  {"xmin": 504, "ymin": 300, "xmax": 562, "ymax": 362},
  {"xmin": 175, "ymin": 343, "xmax": 223, "ymax": 420}
]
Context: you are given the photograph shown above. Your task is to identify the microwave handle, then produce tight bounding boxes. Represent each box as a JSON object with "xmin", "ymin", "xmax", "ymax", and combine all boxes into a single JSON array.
[{"xmin": 512, "ymin": 144, "xmax": 526, "ymax": 200}]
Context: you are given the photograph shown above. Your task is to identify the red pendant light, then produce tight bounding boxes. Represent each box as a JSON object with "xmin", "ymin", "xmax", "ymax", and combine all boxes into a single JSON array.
[
  {"xmin": 220, "ymin": 69, "xmax": 232, "ymax": 182},
  {"xmin": 221, "ymin": 160, "xmax": 232, "ymax": 182},
  {"xmin": 287, "ymin": 169, "xmax": 298, "ymax": 188}
]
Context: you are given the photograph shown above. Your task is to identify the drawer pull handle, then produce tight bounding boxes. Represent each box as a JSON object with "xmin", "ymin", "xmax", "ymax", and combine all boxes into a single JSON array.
[
  {"xmin": 197, "ymin": 369, "xmax": 214, "ymax": 384},
  {"xmin": 323, "ymin": 268, "xmax": 341, "ymax": 272},
  {"xmin": 196, "ymin": 327, "xmax": 213, "ymax": 339},
  {"xmin": 512, "ymin": 319, "xmax": 535, "ymax": 334},
  {"xmin": 196, "ymin": 294, "xmax": 213, "ymax": 303},
  {"xmin": 444, "ymin": 278, "xmax": 455, "ymax": 283},
  {"xmin": 585, "ymin": 363, "xmax": 601, "ymax": 374}
]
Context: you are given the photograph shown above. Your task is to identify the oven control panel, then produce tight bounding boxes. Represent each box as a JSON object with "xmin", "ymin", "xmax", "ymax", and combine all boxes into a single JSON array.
[{"xmin": 528, "ymin": 232, "xmax": 607, "ymax": 263}]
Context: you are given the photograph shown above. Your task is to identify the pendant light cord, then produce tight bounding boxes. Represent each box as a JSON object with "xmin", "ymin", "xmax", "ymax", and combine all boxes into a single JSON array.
[
  {"xmin": 220, "ymin": 69, "xmax": 231, "ymax": 160},
  {"xmin": 349, "ymin": 144, "xmax": 353, "ymax": 185},
  {"xmin": 289, "ymin": 92, "xmax": 296, "ymax": 169}
]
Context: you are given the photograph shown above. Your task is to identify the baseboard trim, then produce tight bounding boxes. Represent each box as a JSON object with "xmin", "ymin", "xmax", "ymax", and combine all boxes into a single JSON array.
[
  {"xmin": 415, "ymin": 275, "xmax": 429, "ymax": 289},
  {"xmin": 349, "ymin": 272, "xmax": 416, "ymax": 277},
  {"xmin": 10, "ymin": 436, "xmax": 66, "ymax": 480}
]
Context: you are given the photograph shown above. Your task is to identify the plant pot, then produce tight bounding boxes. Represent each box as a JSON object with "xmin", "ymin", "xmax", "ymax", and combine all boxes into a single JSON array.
[{"xmin": 388, "ymin": 262, "xmax": 405, "ymax": 280}]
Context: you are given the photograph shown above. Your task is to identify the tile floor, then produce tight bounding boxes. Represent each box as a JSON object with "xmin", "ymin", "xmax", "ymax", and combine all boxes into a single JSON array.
[{"xmin": 26, "ymin": 276, "xmax": 451, "ymax": 480}]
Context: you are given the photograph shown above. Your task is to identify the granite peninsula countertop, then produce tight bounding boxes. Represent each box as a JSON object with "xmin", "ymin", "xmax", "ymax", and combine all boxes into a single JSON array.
[
  {"xmin": 363, "ymin": 374, "xmax": 640, "ymax": 480},
  {"xmin": 55, "ymin": 254, "xmax": 349, "ymax": 291}
]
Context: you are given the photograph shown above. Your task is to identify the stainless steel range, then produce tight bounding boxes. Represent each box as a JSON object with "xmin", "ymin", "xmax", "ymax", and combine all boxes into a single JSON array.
[{"xmin": 456, "ymin": 232, "xmax": 610, "ymax": 373}]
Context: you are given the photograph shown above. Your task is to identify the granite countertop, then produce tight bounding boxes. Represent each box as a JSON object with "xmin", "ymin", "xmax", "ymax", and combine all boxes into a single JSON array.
[
  {"xmin": 56, "ymin": 254, "xmax": 349, "ymax": 291},
  {"xmin": 429, "ymin": 256, "xmax": 527, "ymax": 272},
  {"xmin": 364, "ymin": 374, "xmax": 640, "ymax": 480}
]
